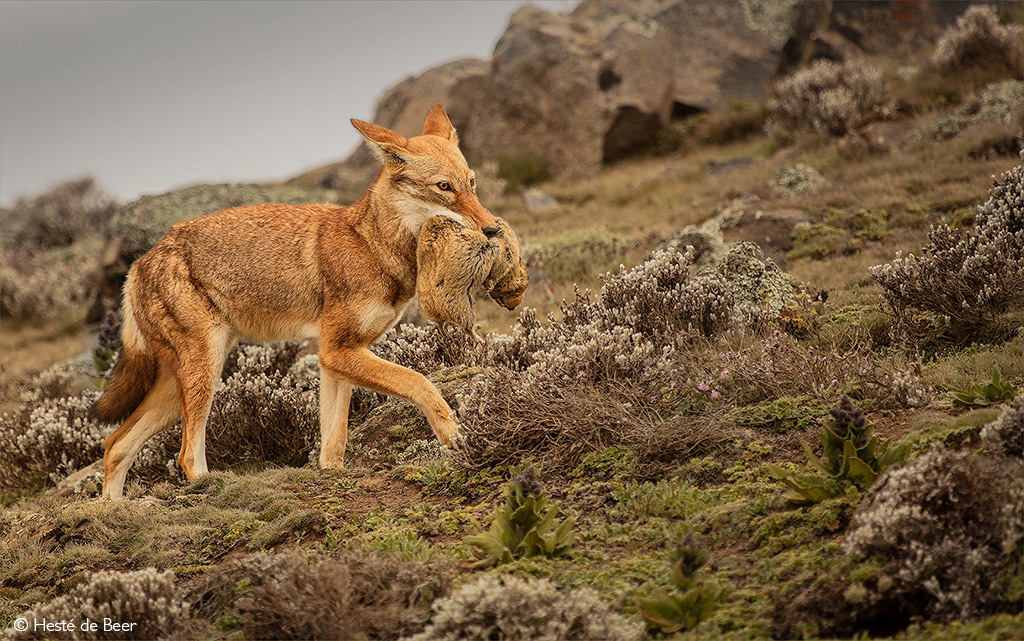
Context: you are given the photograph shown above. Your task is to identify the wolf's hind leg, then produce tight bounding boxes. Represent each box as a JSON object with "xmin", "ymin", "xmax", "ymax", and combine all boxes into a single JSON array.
[{"xmin": 102, "ymin": 365, "xmax": 180, "ymax": 499}]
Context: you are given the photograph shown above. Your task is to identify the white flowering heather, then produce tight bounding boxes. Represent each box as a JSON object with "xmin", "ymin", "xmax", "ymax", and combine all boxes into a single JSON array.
[
  {"xmin": 513, "ymin": 250, "xmax": 728, "ymax": 387},
  {"xmin": 450, "ymin": 248, "xmax": 740, "ymax": 468},
  {"xmin": 890, "ymin": 368, "xmax": 933, "ymax": 409},
  {"xmin": 932, "ymin": 5, "xmax": 1024, "ymax": 75},
  {"xmin": 870, "ymin": 162, "xmax": 1023, "ymax": 336},
  {"xmin": 598, "ymin": 248, "xmax": 733, "ymax": 339},
  {"xmin": 1, "ymin": 341, "xmax": 326, "ymax": 496},
  {"xmin": 396, "ymin": 439, "xmax": 451, "ymax": 466},
  {"xmin": 18, "ymin": 361, "xmax": 82, "ymax": 405},
  {"xmin": 462, "ymin": 248, "xmax": 731, "ymax": 390},
  {"xmin": 0, "ymin": 391, "xmax": 178, "ymax": 494},
  {"xmin": 770, "ymin": 163, "xmax": 828, "ymax": 196},
  {"xmin": 765, "ymin": 58, "xmax": 882, "ymax": 138},
  {"xmin": 932, "ymin": 79, "xmax": 1024, "ymax": 141},
  {"xmin": 845, "ymin": 447, "xmax": 1023, "ymax": 621},
  {"xmin": 371, "ymin": 322, "xmax": 480, "ymax": 374},
  {"xmin": 207, "ymin": 344, "xmax": 320, "ymax": 469},
  {"xmin": 8, "ymin": 568, "xmax": 186, "ymax": 640},
  {"xmin": 523, "ymin": 323, "xmax": 671, "ymax": 390},
  {"xmin": 411, "ymin": 574, "xmax": 642, "ymax": 641},
  {"xmin": 972, "ymin": 79, "xmax": 1024, "ymax": 127},
  {"xmin": 981, "ymin": 392, "xmax": 1024, "ymax": 459}
]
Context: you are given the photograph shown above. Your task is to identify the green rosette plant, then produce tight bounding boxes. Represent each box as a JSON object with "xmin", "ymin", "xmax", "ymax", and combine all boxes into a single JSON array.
[
  {"xmin": 769, "ymin": 395, "xmax": 909, "ymax": 503},
  {"xmin": 464, "ymin": 466, "xmax": 574, "ymax": 566},
  {"xmin": 636, "ymin": 533, "xmax": 732, "ymax": 634}
]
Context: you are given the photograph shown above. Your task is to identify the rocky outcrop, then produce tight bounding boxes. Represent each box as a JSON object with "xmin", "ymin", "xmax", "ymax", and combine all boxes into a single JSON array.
[
  {"xmin": 322, "ymin": 0, "xmax": 824, "ymax": 185},
  {"xmin": 311, "ymin": 1, "xmax": 1011, "ymax": 187},
  {"xmin": 460, "ymin": 5, "xmax": 678, "ymax": 179},
  {"xmin": 575, "ymin": 0, "xmax": 821, "ymax": 110}
]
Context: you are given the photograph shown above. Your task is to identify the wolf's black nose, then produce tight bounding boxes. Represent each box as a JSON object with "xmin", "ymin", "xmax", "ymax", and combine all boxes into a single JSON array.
[{"xmin": 482, "ymin": 226, "xmax": 500, "ymax": 238}]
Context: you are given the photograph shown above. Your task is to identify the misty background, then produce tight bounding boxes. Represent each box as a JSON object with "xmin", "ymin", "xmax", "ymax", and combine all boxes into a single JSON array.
[{"xmin": 0, "ymin": 0, "xmax": 575, "ymax": 208}]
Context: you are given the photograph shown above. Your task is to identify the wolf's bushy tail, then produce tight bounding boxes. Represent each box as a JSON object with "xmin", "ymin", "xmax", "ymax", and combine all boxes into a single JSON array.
[{"xmin": 93, "ymin": 301, "xmax": 158, "ymax": 423}]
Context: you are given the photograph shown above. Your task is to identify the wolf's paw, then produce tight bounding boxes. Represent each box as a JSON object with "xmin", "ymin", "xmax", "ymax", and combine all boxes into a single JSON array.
[{"xmin": 448, "ymin": 430, "xmax": 467, "ymax": 453}]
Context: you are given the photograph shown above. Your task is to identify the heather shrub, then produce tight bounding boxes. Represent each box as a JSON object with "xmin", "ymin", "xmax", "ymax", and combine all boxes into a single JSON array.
[
  {"xmin": 0, "ymin": 242, "xmax": 101, "ymax": 321},
  {"xmin": 870, "ymin": 161, "xmax": 1023, "ymax": 344},
  {"xmin": 449, "ymin": 246, "xmax": 888, "ymax": 469},
  {"xmin": 370, "ymin": 322, "xmax": 479, "ymax": 376},
  {"xmin": 0, "ymin": 391, "xmax": 179, "ymax": 496},
  {"xmin": 452, "ymin": 369, "xmax": 627, "ymax": 470},
  {"xmin": 207, "ymin": 343, "xmax": 320, "ymax": 470},
  {"xmin": 18, "ymin": 357, "xmax": 90, "ymax": 406},
  {"xmin": 771, "ymin": 164, "xmax": 829, "ymax": 196},
  {"xmin": 981, "ymin": 392, "xmax": 1024, "ymax": 459},
  {"xmin": 0, "ymin": 341, "xmax": 320, "ymax": 496},
  {"xmin": 410, "ymin": 574, "xmax": 642, "ymax": 641},
  {"xmin": 931, "ymin": 79, "xmax": 1024, "ymax": 141},
  {"xmin": 596, "ymin": 248, "xmax": 732, "ymax": 339},
  {"xmin": 191, "ymin": 549, "xmax": 450, "ymax": 641},
  {"xmin": 0, "ymin": 177, "xmax": 116, "ymax": 252},
  {"xmin": 765, "ymin": 58, "xmax": 883, "ymax": 139},
  {"xmin": 844, "ymin": 446, "xmax": 1024, "ymax": 622},
  {"xmin": 932, "ymin": 5, "xmax": 1024, "ymax": 78},
  {"xmin": 702, "ymin": 329, "xmax": 882, "ymax": 406},
  {"xmin": 452, "ymin": 368, "xmax": 735, "ymax": 472},
  {"xmin": 484, "ymin": 248, "xmax": 732, "ymax": 389},
  {"xmin": 8, "ymin": 568, "xmax": 186, "ymax": 640},
  {"xmin": 890, "ymin": 367, "xmax": 933, "ymax": 409}
]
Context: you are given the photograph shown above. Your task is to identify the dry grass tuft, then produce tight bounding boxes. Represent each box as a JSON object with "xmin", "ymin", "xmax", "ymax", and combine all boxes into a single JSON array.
[{"xmin": 188, "ymin": 548, "xmax": 451, "ymax": 641}]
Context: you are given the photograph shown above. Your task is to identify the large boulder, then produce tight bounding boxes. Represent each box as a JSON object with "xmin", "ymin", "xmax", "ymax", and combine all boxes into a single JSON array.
[
  {"xmin": 327, "ymin": 1, "xmax": 823, "ymax": 183},
  {"xmin": 461, "ymin": 6, "xmax": 617, "ymax": 181},
  {"xmin": 373, "ymin": 58, "xmax": 491, "ymax": 140},
  {"xmin": 461, "ymin": 5, "xmax": 677, "ymax": 179},
  {"xmin": 308, "ymin": 1, "xmax": 1009, "ymax": 185},
  {"xmin": 574, "ymin": 0, "xmax": 822, "ymax": 111}
]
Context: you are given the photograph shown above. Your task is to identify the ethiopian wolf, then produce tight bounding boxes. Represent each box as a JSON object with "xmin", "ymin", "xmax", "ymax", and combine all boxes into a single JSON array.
[{"xmin": 94, "ymin": 105, "xmax": 498, "ymax": 498}]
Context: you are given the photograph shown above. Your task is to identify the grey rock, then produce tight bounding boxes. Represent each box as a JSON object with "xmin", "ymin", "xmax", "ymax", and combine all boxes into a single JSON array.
[
  {"xmin": 718, "ymin": 241, "xmax": 796, "ymax": 325},
  {"xmin": 721, "ymin": 207, "xmax": 811, "ymax": 266},
  {"xmin": 522, "ymin": 187, "xmax": 560, "ymax": 213}
]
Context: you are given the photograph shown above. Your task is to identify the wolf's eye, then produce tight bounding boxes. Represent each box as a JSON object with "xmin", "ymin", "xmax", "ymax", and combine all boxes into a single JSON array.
[
  {"xmin": 469, "ymin": 177, "xmax": 476, "ymax": 192},
  {"xmin": 437, "ymin": 181, "xmax": 452, "ymax": 192}
]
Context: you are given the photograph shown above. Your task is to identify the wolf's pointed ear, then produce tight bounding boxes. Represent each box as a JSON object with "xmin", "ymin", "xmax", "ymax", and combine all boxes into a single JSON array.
[
  {"xmin": 422, "ymin": 104, "xmax": 458, "ymax": 142},
  {"xmin": 351, "ymin": 119, "xmax": 409, "ymax": 165}
]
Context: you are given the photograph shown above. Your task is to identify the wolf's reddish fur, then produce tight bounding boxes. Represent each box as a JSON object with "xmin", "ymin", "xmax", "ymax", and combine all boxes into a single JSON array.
[{"xmin": 95, "ymin": 105, "xmax": 496, "ymax": 498}]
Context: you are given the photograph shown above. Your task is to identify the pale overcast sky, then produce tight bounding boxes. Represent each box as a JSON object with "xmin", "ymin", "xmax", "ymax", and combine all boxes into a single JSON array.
[{"xmin": 0, "ymin": 0, "xmax": 575, "ymax": 207}]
